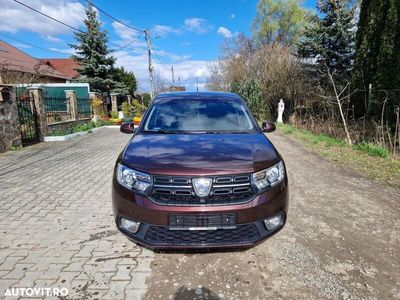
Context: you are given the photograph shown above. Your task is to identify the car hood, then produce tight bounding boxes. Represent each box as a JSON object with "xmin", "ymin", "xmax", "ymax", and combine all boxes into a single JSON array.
[{"xmin": 122, "ymin": 133, "xmax": 279, "ymax": 176}]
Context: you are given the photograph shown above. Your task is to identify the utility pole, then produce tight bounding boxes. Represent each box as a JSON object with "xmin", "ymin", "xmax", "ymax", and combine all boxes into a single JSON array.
[
  {"xmin": 178, "ymin": 76, "xmax": 181, "ymax": 90},
  {"xmin": 145, "ymin": 29, "xmax": 154, "ymax": 99},
  {"xmin": 171, "ymin": 66, "xmax": 175, "ymax": 89}
]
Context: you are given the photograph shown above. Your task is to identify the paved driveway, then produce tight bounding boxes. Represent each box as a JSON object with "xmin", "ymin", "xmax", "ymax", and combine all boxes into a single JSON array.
[
  {"xmin": 1, "ymin": 128, "xmax": 399, "ymax": 299},
  {"xmin": 0, "ymin": 128, "xmax": 153, "ymax": 299}
]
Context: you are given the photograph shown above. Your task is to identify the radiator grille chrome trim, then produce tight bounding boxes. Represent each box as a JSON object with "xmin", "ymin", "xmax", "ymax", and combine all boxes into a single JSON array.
[{"xmin": 149, "ymin": 173, "xmax": 255, "ymax": 206}]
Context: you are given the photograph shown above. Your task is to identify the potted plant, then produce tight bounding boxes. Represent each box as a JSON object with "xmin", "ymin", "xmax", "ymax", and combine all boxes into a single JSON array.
[
  {"xmin": 133, "ymin": 116, "xmax": 142, "ymax": 126},
  {"xmin": 91, "ymin": 98, "xmax": 105, "ymax": 118},
  {"xmin": 101, "ymin": 114, "xmax": 110, "ymax": 121},
  {"xmin": 113, "ymin": 118, "xmax": 122, "ymax": 125}
]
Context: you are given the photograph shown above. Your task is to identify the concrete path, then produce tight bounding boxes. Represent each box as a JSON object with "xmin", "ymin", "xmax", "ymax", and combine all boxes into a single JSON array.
[
  {"xmin": 0, "ymin": 129, "xmax": 153, "ymax": 299},
  {"xmin": 0, "ymin": 129, "xmax": 399, "ymax": 299}
]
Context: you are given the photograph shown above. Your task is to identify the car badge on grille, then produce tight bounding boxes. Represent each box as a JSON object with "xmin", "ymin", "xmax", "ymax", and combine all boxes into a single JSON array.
[{"xmin": 192, "ymin": 178, "xmax": 212, "ymax": 197}]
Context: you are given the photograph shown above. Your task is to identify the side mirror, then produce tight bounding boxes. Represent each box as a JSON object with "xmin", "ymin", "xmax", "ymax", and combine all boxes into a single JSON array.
[
  {"xmin": 261, "ymin": 121, "xmax": 276, "ymax": 133},
  {"xmin": 120, "ymin": 122, "xmax": 136, "ymax": 134}
]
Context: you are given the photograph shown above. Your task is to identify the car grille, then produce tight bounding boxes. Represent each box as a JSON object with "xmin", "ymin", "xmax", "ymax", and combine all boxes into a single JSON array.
[
  {"xmin": 169, "ymin": 213, "xmax": 237, "ymax": 229},
  {"xmin": 144, "ymin": 224, "xmax": 260, "ymax": 246},
  {"xmin": 149, "ymin": 174, "xmax": 255, "ymax": 206}
]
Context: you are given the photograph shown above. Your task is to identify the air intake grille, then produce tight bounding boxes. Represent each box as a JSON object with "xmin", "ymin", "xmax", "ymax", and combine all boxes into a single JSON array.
[
  {"xmin": 169, "ymin": 213, "xmax": 237, "ymax": 229},
  {"xmin": 145, "ymin": 224, "xmax": 260, "ymax": 245},
  {"xmin": 150, "ymin": 174, "xmax": 255, "ymax": 206}
]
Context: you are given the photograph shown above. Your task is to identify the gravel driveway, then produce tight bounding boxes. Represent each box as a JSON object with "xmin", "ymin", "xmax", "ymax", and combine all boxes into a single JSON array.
[
  {"xmin": 0, "ymin": 128, "xmax": 399, "ymax": 299},
  {"xmin": 143, "ymin": 133, "xmax": 400, "ymax": 300}
]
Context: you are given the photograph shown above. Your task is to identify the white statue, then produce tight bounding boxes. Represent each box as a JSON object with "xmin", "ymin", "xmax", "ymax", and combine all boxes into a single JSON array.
[{"xmin": 277, "ymin": 99, "xmax": 285, "ymax": 123}]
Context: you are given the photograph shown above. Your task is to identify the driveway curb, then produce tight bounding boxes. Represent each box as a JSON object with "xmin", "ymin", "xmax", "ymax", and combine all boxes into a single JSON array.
[{"xmin": 44, "ymin": 126, "xmax": 120, "ymax": 142}]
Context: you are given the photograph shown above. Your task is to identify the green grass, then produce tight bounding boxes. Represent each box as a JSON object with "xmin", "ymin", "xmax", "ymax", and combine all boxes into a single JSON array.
[
  {"xmin": 278, "ymin": 124, "xmax": 345, "ymax": 147},
  {"xmin": 352, "ymin": 142, "xmax": 389, "ymax": 159},
  {"xmin": 277, "ymin": 123, "xmax": 400, "ymax": 188}
]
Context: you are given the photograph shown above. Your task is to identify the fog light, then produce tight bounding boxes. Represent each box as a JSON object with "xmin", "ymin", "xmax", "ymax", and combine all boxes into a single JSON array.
[
  {"xmin": 264, "ymin": 214, "xmax": 283, "ymax": 231},
  {"xmin": 119, "ymin": 218, "xmax": 140, "ymax": 234}
]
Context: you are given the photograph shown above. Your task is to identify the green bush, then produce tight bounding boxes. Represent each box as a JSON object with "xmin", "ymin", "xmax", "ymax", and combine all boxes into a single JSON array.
[
  {"xmin": 121, "ymin": 100, "xmax": 144, "ymax": 118},
  {"xmin": 353, "ymin": 143, "xmax": 389, "ymax": 159},
  {"xmin": 110, "ymin": 111, "xmax": 118, "ymax": 119},
  {"xmin": 231, "ymin": 79, "xmax": 271, "ymax": 121},
  {"xmin": 96, "ymin": 119, "xmax": 114, "ymax": 126},
  {"xmin": 49, "ymin": 129, "xmax": 73, "ymax": 136},
  {"xmin": 48, "ymin": 120, "xmax": 114, "ymax": 136}
]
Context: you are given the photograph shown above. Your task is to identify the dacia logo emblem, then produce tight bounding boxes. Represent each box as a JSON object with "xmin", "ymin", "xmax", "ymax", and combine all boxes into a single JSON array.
[{"xmin": 192, "ymin": 178, "xmax": 212, "ymax": 197}]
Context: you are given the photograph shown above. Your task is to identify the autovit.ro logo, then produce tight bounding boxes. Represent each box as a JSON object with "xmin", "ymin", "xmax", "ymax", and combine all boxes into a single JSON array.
[{"xmin": 4, "ymin": 287, "xmax": 68, "ymax": 297}]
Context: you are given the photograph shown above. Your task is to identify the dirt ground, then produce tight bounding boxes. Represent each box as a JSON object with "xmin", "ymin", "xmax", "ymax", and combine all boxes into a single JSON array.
[{"xmin": 143, "ymin": 132, "xmax": 400, "ymax": 300}]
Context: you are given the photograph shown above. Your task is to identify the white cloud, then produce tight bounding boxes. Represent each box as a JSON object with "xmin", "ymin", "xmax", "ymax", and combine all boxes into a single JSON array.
[
  {"xmin": 217, "ymin": 26, "xmax": 233, "ymax": 38},
  {"xmin": 0, "ymin": 0, "xmax": 85, "ymax": 35},
  {"xmin": 230, "ymin": 14, "xmax": 236, "ymax": 19},
  {"xmin": 113, "ymin": 50, "xmax": 211, "ymax": 92},
  {"xmin": 184, "ymin": 18, "xmax": 213, "ymax": 34},
  {"xmin": 111, "ymin": 21, "xmax": 146, "ymax": 49},
  {"xmin": 180, "ymin": 41, "xmax": 191, "ymax": 46},
  {"xmin": 153, "ymin": 49, "xmax": 192, "ymax": 62},
  {"xmin": 49, "ymin": 47, "xmax": 76, "ymax": 55},
  {"xmin": 153, "ymin": 25, "xmax": 182, "ymax": 37},
  {"xmin": 42, "ymin": 35, "xmax": 63, "ymax": 43}
]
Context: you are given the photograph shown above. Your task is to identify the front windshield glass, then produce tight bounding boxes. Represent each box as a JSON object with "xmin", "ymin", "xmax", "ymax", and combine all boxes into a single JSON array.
[{"xmin": 143, "ymin": 99, "xmax": 255, "ymax": 133}]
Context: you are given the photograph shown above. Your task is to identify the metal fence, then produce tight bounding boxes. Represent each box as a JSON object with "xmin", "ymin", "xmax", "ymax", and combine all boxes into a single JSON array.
[
  {"xmin": 77, "ymin": 98, "xmax": 92, "ymax": 119},
  {"xmin": 44, "ymin": 97, "xmax": 73, "ymax": 124}
]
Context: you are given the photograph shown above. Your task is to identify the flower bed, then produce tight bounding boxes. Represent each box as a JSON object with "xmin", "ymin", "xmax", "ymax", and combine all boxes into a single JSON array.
[
  {"xmin": 44, "ymin": 120, "xmax": 119, "ymax": 142},
  {"xmin": 47, "ymin": 120, "xmax": 114, "ymax": 136}
]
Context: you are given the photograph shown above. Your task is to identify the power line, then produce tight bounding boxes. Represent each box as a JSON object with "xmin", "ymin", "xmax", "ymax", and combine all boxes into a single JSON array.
[
  {"xmin": 85, "ymin": 0, "xmax": 145, "ymax": 33},
  {"xmin": 151, "ymin": 45, "xmax": 170, "ymax": 71},
  {"xmin": 13, "ymin": 0, "xmax": 85, "ymax": 34},
  {"xmin": 0, "ymin": 55, "xmax": 45, "ymax": 65},
  {"xmin": 0, "ymin": 33, "xmax": 70, "ymax": 56},
  {"xmin": 115, "ymin": 32, "xmax": 145, "ymax": 52},
  {"xmin": 12, "ymin": 0, "xmax": 144, "ymax": 52},
  {"xmin": 42, "ymin": 0, "xmax": 85, "ymax": 25}
]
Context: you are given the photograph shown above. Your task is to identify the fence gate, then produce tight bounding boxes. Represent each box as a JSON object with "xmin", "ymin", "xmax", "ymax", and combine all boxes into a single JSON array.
[{"xmin": 16, "ymin": 95, "xmax": 40, "ymax": 146}]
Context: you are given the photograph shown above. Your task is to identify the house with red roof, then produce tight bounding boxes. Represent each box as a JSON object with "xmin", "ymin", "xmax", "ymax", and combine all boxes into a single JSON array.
[
  {"xmin": 0, "ymin": 40, "xmax": 72, "ymax": 84},
  {"xmin": 39, "ymin": 58, "xmax": 81, "ymax": 80}
]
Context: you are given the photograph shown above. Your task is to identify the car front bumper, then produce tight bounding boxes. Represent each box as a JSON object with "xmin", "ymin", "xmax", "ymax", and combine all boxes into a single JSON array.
[{"xmin": 112, "ymin": 177, "xmax": 288, "ymax": 249}]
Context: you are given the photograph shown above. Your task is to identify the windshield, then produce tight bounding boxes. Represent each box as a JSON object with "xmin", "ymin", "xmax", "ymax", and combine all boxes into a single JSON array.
[{"xmin": 143, "ymin": 99, "xmax": 255, "ymax": 133}]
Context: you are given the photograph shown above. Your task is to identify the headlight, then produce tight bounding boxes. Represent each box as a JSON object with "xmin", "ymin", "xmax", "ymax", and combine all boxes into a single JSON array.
[
  {"xmin": 252, "ymin": 161, "xmax": 285, "ymax": 192},
  {"xmin": 116, "ymin": 163, "xmax": 151, "ymax": 195}
]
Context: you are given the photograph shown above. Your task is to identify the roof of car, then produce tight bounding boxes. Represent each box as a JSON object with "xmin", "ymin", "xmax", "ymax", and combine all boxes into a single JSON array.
[{"xmin": 153, "ymin": 91, "xmax": 242, "ymax": 102}]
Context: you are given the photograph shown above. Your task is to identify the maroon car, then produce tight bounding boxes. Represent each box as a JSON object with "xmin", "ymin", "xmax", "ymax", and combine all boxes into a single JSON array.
[{"xmin": 112, "ymin": 92, "xmax": 288, "ymax": 249}]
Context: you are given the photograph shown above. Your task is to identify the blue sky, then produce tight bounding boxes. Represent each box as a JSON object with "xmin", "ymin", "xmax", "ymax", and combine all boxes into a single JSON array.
[{"xmin": 0, "ymin": 0, "xmax": 316, "ymax": 91}]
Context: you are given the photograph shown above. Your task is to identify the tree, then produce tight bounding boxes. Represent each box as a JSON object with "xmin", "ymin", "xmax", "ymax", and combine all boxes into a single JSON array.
[
  {"xmin": 231, "ymin": 79, "xmax": 270, "ymax": 121},
  {"xmin": 153, "ymin": 71, "xmax": 167, "ymax": 96},
  {"xmin": 352, "ymin": 0, "xmax": 400, "ymax": 118},
  {"xmin": 140, "ymin": 93, "xmax": 151, "ymax": 107},
  {"xmin": 70, "ymin": 4, "xmax": 115, "ymax": 93},
  {"xmin": 252, "ymin": 0, "xmax": 308, "ymax": 46},
  {"xmin": 112, "ymin": 67, "xmax": 137, "ymax": 96},
  {"xmin": 297, "ymin": 0, "xmax": 356, "ymax": 84},
  {"xmin": 210, "ymin": 33, "xmax": 305, "ymax": 119},
  {"xmin": 205, "ymin": 61, "xmax": 228, "ymax": 91}
]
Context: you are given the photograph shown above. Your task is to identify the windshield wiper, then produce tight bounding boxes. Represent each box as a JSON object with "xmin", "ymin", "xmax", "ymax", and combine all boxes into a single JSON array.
[{"xmin": 144, "ymin": 130, "xmax": 183, "ymax": 134}]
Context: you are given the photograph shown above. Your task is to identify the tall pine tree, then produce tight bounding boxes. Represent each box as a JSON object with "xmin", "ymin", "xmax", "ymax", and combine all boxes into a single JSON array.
[
  {"xmin": 352, "ymin": 0, "xmax": 400, "ymax": 119},
  {"xmin": 70, "ymin": 4, "xmax": 115, "ymax": 93},
  {"xmin": 297, "ymin": 0, "xmax": 355, "ymax": 85}
]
